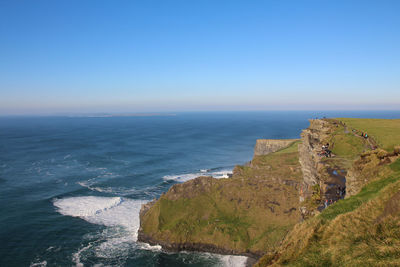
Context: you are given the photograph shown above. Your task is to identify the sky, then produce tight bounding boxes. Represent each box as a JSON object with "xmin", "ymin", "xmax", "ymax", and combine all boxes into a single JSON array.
[{"xmin": 0, "ymin": 0, "xmax": 399, "ymax": 114}]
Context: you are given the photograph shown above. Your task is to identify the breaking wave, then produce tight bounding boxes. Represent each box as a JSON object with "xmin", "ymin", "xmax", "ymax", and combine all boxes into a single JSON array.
[
  {"xmin": 53, "ymin": 196, "xmax": 161, "ymax": 265},
  {"xmin": 219, "ymin": 255, "xmax": 248, "ymax": 267},
  {"xmin": 163, "ymin": 168, "xmax": 233, "ymax": 182},
  {"xmin": 53, "ymin": 196, "xmax": 147, "ymax": 239}
]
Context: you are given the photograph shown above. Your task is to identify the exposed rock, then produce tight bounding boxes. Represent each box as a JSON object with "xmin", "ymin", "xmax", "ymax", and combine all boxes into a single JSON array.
[
  {"xmin": 138, "ymin": 230, "xmax": 261, "ymax": 261},
  {"xmin": 163, "ymin": 176, "xmax": 216, "ymax": 201},
  {"xmin": 298, "ymin": 119, "xmax": 331, "ymax": 206},
  {"xmin": 346, "ymin": 149, "xmax": 394, "ymax": 196},
  {"xmin": 394, "ymin": 146, "xmax": 400, "ymax": 155},
  {"xmin": 139, "ymin": 199, "xmax": 157, "ymax": 219},
  {"xmin": 254, "ymin": 139, "xmax": 298, "ymax": 156}
]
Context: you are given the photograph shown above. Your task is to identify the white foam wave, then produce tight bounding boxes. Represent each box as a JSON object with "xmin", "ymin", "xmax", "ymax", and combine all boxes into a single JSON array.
[
  {"xmin": 77, "ymin": 182, "xmax": 134, "ymax": 195},
  {"xmin": 187, "ymin": 252, "xmax": 248, "ymax": 267},
  {"xmin": 163, "ymin": 173, "xmax": 201, "ymax": 182},
  {"xmin": 163, "ymin": 169, "xmax": 232, "ymax": 182},
  {"xmin": 54, "ymin": 196, "xmax": 161, "ymax": 265},
  {"xmin": 30, "ymin": 261, "xmax": 47, "ymax": 267},
  {"xmin": 219, "ymin": 255, "xmax": 248, "ymax": 267},
  {"xmin": 53, "ymin": 196, "xmax": 144, "ymax": 235},
  {"xmin": 212, "ymin": 170, "xmax": 233, "ymax": 179},
  {"xmin": 72, "ymin": 243, "xmax": 92, "ymax": 267},
  {"xmin": 76, "ymin": 167, "xmax": 120, "ymax": 187}
]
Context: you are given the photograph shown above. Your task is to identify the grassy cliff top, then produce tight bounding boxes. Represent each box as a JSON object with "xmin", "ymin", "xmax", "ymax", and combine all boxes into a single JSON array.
[
  {"xmin": 337, "ymin": 118, "xmax": 400, "ymax": 152},
  {"xmin": 139, "ymin": 140, "xmax": 303, "ymax": 256},
  {"xmin": 257, "ymin": 124, "xmax": 400, "ymax": 266},
  {"xmin": 139, "ymin": 118, "xmax": 400, "ymax": 266}
]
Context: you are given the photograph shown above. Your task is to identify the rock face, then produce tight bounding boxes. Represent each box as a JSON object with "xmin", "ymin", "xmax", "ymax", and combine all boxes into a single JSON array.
[
  {"xmin": 298, "ymin": 120, "xmax": 331, "ymax": 201},
  {"xmin": 296, "ymin": 118, "xmax": 389, "ymax": 218},
  {"xmin": 254, "ymin": 139, "xmax": 298, "ymax": 156}
]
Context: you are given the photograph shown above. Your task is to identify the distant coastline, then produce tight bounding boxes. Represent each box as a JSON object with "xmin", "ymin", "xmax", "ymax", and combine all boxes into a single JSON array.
[{"xmin": 67, "ymin": 113, "xmax": 177, "ymax": 118}]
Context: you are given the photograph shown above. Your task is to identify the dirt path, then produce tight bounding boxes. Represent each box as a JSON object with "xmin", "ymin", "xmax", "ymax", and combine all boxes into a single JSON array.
[{"xmin": 342, "ymin": 123, "xmax": 377, "ymax": 150}]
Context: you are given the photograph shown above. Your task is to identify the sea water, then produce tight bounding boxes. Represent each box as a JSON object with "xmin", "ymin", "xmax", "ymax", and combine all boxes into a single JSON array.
[{"xmin": 1, "ymin": 111, "xmax": 399, "ymax": 267}]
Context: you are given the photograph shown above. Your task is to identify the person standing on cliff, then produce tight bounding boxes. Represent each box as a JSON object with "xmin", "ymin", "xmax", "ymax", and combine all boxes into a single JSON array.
[{"xmin": 324, "ymin": 199, "xmax": 328, "ymax": 208}]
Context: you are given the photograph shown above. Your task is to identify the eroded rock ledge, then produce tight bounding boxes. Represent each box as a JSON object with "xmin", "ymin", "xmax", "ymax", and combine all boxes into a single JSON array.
[{"xmin": 254, "ymin": 139, "xmax": 298, "ymax": 156}]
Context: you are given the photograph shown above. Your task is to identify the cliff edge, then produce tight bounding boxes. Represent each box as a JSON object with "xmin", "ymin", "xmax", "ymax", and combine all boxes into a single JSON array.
[
  {"xmin": 254, "ymin": 139, "xmax": 299, "ymax": 156},
  {"xmin": 138, "ymin": 140, "xmax": 302, "ymax": 258},
  {"xmin": 138, "ymin": 118, "xmax": 400, "ymax": 266},
  {"xmin": 256, "ymin": 118, "xmax": 400, "ymax": 266}
]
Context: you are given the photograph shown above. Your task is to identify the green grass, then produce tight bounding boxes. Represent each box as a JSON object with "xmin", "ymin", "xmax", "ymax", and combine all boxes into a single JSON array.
[
  {"xmin": 330, "ymin": 133, "xmax": 365, "ymax": 158},
  {"xmin": 248, "ymin": 225, "xmax": 292, "ymax": 249},
  {"xmin": 284, "ymin": 178, "xmax": 400, "ymax": 267},
  {"xmin": 274, "ymin": 140, "xmax": 301, "ymax": 154},
  {"xmin": 338, "ymin": 118, "xmax": 400, "ymax": 151},
  {"xmin": 390, "ymin": 158, "xmax": 400, "ymax": 172},
  {"xmin": 148, "ymin": 180, "xmax": 297, "ymax": 251},
  {"xmin": 320, "ymin": 171, "xmax": 400, "ymax": 220},
  {"xmin": 141, "ymin": 141, "xmax": 303, "ymax": 254},
  {"xmin": 326, "ymin": 122, "xmax": 366, "ymax": 159},
  {"xmin": 258, "ymin": 175, "xmax": 400, "ymax": 266}
]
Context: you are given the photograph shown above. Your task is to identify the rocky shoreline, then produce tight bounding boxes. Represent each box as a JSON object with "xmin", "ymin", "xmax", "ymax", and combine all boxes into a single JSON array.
[{"xmin": 138, "ymin": 230, "xmax": 260, "ymax": 260}]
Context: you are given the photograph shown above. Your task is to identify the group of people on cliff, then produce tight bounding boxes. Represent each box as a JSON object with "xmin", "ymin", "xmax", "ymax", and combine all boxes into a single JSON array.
[
  {"xmin": 319, "ymin": 143, "xmax": 332, "ymax": 157},
  {"xmin": 361, "ymin": 132, "xmax": 368, "ymax": 139}
]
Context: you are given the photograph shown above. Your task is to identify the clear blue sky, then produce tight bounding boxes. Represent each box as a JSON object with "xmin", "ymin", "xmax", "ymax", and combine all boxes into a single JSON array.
[{"xmin": 1, "ymin": 0, "xmax": 399, "ymax": 114}]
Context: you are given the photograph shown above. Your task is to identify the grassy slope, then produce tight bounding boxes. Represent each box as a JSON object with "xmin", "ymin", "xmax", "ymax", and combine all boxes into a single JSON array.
[
  {"xmin": 256, "ymin": 159, "xmax": 400, "ymax": 267},
  {"xmin": 328, "ymin": 122, "xmax": 366, "ymax": 159},
  {"xmin": 256, "ymin": 119, "xmax": 400, "ymax": 266},
  {"xmin": 339, "ymin": 118, "xmax": 400, "ymax": 152},
  {"xmin": 318, "ymin": 119, "xmax": 369, "ymax": 173},
  {"xmin": 141, "ymin": 141, "xmax": 303, "ymax": 255}
]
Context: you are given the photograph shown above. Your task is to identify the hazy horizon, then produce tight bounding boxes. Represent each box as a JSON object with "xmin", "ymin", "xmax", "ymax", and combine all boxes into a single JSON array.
[{"xmin": 1, "ymin": 0, "xmax": 399, "ymax": 115}]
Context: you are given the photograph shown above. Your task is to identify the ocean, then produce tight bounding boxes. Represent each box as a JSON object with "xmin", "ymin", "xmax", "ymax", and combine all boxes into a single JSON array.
[{"xmin": 1, "ymin": 111, "xmax": 399, "ymax": 267}]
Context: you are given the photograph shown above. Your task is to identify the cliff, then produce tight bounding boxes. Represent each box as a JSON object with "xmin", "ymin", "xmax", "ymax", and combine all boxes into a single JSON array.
[
  {"xmin": 138, "ymin": 140, "xmax": 302, "ymax": 258},
  {"xmin": 256, "ymin": 118, "xmax": 400, "ymax": 266},
  {"xmin": 297, "ymin": 118, "xmax": 384, "ymax": 218},
  {"xmin": 138, "ymin": 118, "xmax": 400, "ymax": 266}
]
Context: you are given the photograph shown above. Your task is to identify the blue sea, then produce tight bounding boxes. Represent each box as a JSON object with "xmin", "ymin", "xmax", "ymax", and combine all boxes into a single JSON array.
[{"xmin": 1, "ymin": 111, "xmax": 399, "ymax": 267}]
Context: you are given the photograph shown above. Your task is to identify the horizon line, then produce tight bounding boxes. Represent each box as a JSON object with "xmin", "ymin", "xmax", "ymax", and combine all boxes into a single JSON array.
[{"xmin": 1, "ymin": 109, "xmax": 400, "ymax": 117}]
